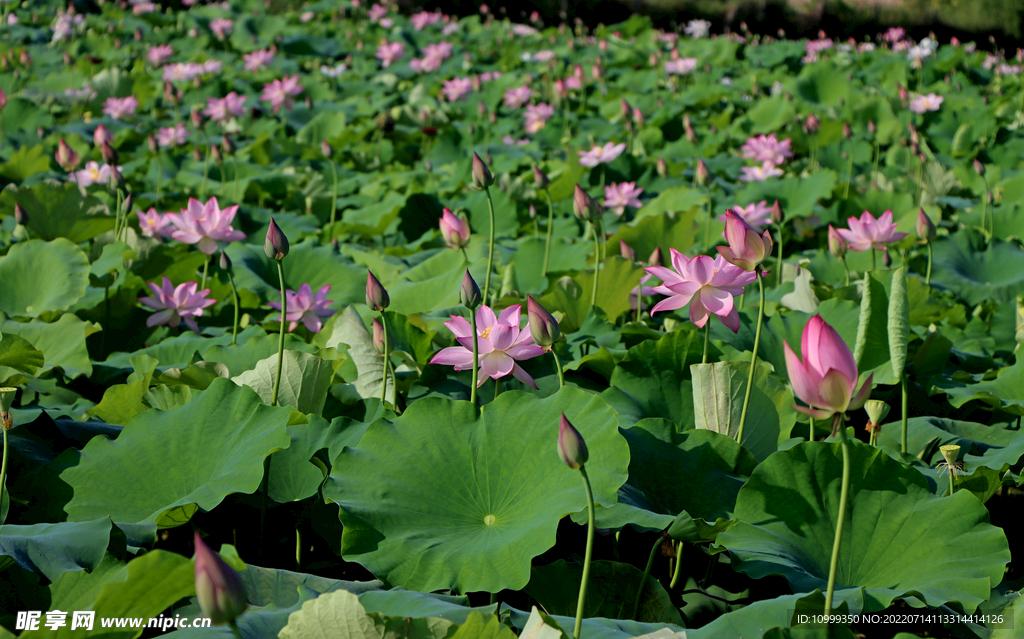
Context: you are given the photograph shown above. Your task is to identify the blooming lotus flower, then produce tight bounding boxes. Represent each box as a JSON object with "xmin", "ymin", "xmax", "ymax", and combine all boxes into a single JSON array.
[
  {"xmin": 719, "ymin": 201, "xmax": 772, "ymax": 232},
  {"xmin": 139, "ymin": 277, "xmax": 216, "ymax": 333},
  {"xmin": 166, "ymin": 197, "xmax": 246, "ymax": 255},
  {"xmin": 440, "ymin": 208, "xmax": 470, "ymax": 248},
  {"xmin": 739, "ymin": 163, "xmax": 784, "ymax": 182},
  {"xmin": 684, "ymin": 19, "xmax": 711, "ymax": 38},
  {"xmin": 376, "ymin": 40, "xmax": 404, "ymax": 68},
  {"xmin": 909, "ymin": 93, "xmax": 943, "ymax": 114},
  {"xmin": 321, "ymin": 63, "xmax": 347, "ymax": 78},
  {"xmin": 578, "ymin": 142, "xmax": 626, "ymax": 168},
  {"xmin": 243, "ymin": 49, "xmax": 274, "ymax": 72},
  {"xmin": 156, "ymin": 123, "xmax": 189, "ymax": 148},
  {"xmin": 203, "ymin": 92, "xmax": 247, "ymax": 123},
  {"xmin": 147, "ymin": 44, "xmax": 174, "ymax": 66},
  {"xmin": 645, "ymin": 250, "xmax": 756, "ymax": 332},
  {"xmin": 503, "ymin": 85, "xmax": 533, "ymax": 109},
  {"xmin": 102, "ymin": 96, "xmax": 138, "ymax": 120},
  {"xmin": 441, "ymin": 76, "xmax": 473, "ymax": 101},
  {"xmin": 784, "ymin": 315, "xmax": 872, "ymax": 420},
  {"xmin": 268, "ymin": 283, "xmax": 335, "ymax": 332},
  {"xmin": 70, "ymin": 161, "xmax": 115, "ymax": 187},
  {"xmin": 664, "ymin": 57, "xmax": 697, "ymax": 75},
  {"xmin": 739, "ymin": 134, "xmax": 793, "ymax": 165},
  {"xmin": 137, "ymin": 207, "xmax": 175, "ymax": 239},
  {"xmin": 835, "ymin": 210, "xmax": 907, "ymax": 252},
  {"xmin": 260, "ymin": 76, "xmax": 302, "ymax": 113},
  {"xmin": 717, "ymin": 210, "xmax": 773, "ymax": 271},
  {"xmin": 209, "ymin": 18, "xmax": 233, "ymax": 39},
  {"xmin": 429, "ymin": 304, "xmax": 546, "ymax": 387},
  {"xmin": 193, "ymin": 533, "xmax": 247, "ymax": 625},
  {"xmin": 524, "ymin": 103, "xmax": 555, "ymax": 134},
  {"xmin": 368, "ymin": 3, "xmax": 388, "ymax": 22},
  {"xmin": 603, "ymin": 182, "xmax": 643, "ymax": 216}
]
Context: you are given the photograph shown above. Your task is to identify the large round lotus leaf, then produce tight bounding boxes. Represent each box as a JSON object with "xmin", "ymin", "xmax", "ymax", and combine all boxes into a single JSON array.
[
  {"xmin": 0, "ymin": 518, "xmax": 111, "ymax": 581},
  {"xmin": 717, "ymin": 440, "xmax": 1010, "ymax": 613},
  {"xmin": 930, "ymin": 231, "xmax": 1024, "ymax": 305},
  {"xmin": 323, "ymin": 388, "xmax": 630, "ymax": 593},
  {"xmin": 0, "ymin": 239, "xmax": 90, "ymax": 318},
  {"xmin": 61, "ymin": 378, "xmax": 292, "ymax": 526}
]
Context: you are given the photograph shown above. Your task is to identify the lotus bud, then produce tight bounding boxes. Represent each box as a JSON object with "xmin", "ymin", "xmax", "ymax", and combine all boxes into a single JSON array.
[
  {"xmin": 193, "ymin": 533, "xmax": 247, "ymax": 625},
  {"xmin": 471, "ymin": 152, "xmax": 494, "ymax": 189},
  {"xmin": 867, "ymin": 120, "xmax": 876, "ymax": 136},
  {"xmin": 19, "ymin": 50, "xmax": 31, "ymax": 66},
  {"xmin": 557, "ymin": 413, "xmax": 589, "ymax": 470},
  {"xmin": 222, "ymin": 135, "xmax": 236, "ymax": 156},
  {"xmin": 528, "ymin": 204, "xmax": 537, "ymax": 219},
  {"xmin": 803, "ymin": 113, "xmax": 820, "ymax": 134},
  {"xmin": 365, "ymin": 270, "xmax": 390, "ymax": 311},
  {"xmin": 842, "ymin": 123, "xmax": 852, "ymax": 140},
  {"xmin": 13, "ymin": 203, "xmax": 26, "ymax": 226},
  {"xmin": 210, "ymin": 143, "xmax": 222, "ymax": 164},
  {"xmin": 122, "ymin": 193, "xmax": 134, "ymax": 215},
  {"xmin": 620, "ymin": 98, "xmax": 631, "ymax": 121},
  {"xmin": 191, "ymin": 108, "xmax": 204, "ymax": 129},
  {"xmin": 619, "ymin": 240, "xmax": 636, "ymax": 262},
  {"xmin": 771, "ymin": 199, "xmax": 784, "ymax": 225},
  {"xmin": 108, "ymin": 166, "xmax": 125, "ymax": 190},
  {"xmin": 656, "ymin": 156, "xmax": 667, "ymax": 177},
  {"xmin": 632, "ymin": 107, "xmax": 644, "ymax": 128},
  {"xmin": 134, "ymin": 27, "xmax": 143, "ymax": 41},
  {"xmin": 372, "ymin": 318, "xmax": 386, "ymax": 354},
  {"xmin": 264, "ymin": 217, "xmax": 289, "ymax": 261},
  {"xmin": 647, "ymin": 246, "xmax": 662, "ymax": 267},
  {"xmin": 439, "ymin": 208, "xmax": 470, "ymax": 249},
  {"xmin": 683, "ymin": 114, "xmax": 696, "ymax": 143},
  {"xmin": 908, "ymin": 122, "xmax": 918, "ymax": 145},
  {"xmin": 572, "ymin": 184, "xmax": 599, "ymax": 221},
  {"xmin": 55, "ymin": 139, "xmax": 80, "ymax": 171},
  {"xmin": 828, "ymin": 224, "xmax": 847, "ymax": 259},
  {"xmin": 940, "ymin": 444, "xmax": 961, "ymax": 467},
  {"xmin": 321, "ymin": 140, "xmax": 332, "ymax": 158},
  {"xmin": 63, "ymin": 52, "xmax": 72, "ymax": 66},
  {"xmin": 695, "ymin": 159, "xmax": 709, "ymax": 187},
  {"xmin": 147, "ymin": 134, "xmax": 159, "ymax": 154},
  {"xmin": 219, "ymin": 251, "xmax": 232, "ymax": 271},
  {"xmin": 527, "ymin": 295, "xmax": 560, "ymax": 347},
  {"xmin": 533, "ymin": 166, "xmax": 549, "ymax": 189},
  {"xmin": 460, "ymin": 269, "xmax": 481, "ymax": 309},
  {"xmin": 882, "ymin": 250, "xmax": 892, "ymax": 268},
  {"xmin": 917, "ymin": 208, "xmax": 936, "ymax": 241},
  {"xmin": 718, "ymin": 210, "xmax": 773, "ymax": 271},
  {"xmin": 94, "ymin": 124, "xmax": 112, "ymax": 147},
  {"xmin": 864, "ymin": 399, "xmax": 890, "ymax": 425},
  {"xmin": 193, "ymin": 147, "xmax": 204, "ymax": 162},
  {"xmin": 973, "ymin": 159, "xmax": 985, "ymax": 176},
  {"xmin": 897, "ymin": 83, "xmax": 908, "ymax": 102}
]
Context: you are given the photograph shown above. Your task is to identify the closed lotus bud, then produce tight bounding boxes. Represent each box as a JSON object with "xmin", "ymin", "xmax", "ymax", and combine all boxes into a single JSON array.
[
  {"xmin": 134, "ymin": 27, "xmax": 143, "ymax": 41},
  {"xmin": 771, "ymin": 199, "xmax": 784, "ymax": 225},
  {"xmin": 868, "ymin": 120, "xmax": 876, "ymax": 136},
  {"xmin": 695, "ymin": 159, "xmax": 709, "ymax": 186},
  {"xmin": 193, "ymin": 533, "xmax": 247, "ymax": 625},
  {"xmin": 557, "ymin": 413, "xmax": 589, "ymax": 470},
  {"xmin": 572, "ymin": 184, "xmax": 598, "ymax": 221},
  {"xmin": 94, "ymin": 124, "xmax": 112, "ymax": 147},
  {"xmin": 527, "ymin": 295, "xmax": 560, "ymax": 347},
  {"xmin": 148, "ymin": 134, "xmax": 158, "ymax": 154},
  {"xmin": 533, "ymin": 166, "xmax": 549, "ymax": 189},
  {"xmin": 683, "ymin": 114, "xmax": 696, "ymax": 143},
  {"xmin": 123, "ymin": 193, "xmax": 134, "ymax": 215},
  {"xmin": 13, "ymin": 203, "xmax": 26, "ymax": 225},
  {"xmin": 222, "ymin": 135, "xmax": 236, "ymax": 156},
  {"xmin": 210, "ymin": 143, "xmax": 222, "ymax": 164},
  {"xmin": 365, "ymin": 270, "xmax": 389, "ymax": 311},
  {"xmin": 321, "ymin": 140, "xmax": 332, "ymax": 158},
  {"xmin": 19, "ymin": 50, "xmax": 31, "ymax": 66},
  {"xmin": 620, "ymin": 240, "xmax": 636, "ymax": 262},
  {"xmin": 219, "ymin": 251, "xmax": 232, "ymax": 271},
  {"xmin": 656, "ymin": 156, "xmax": 667, "ymax": 177},
  {"xmin": 940, "ymin": 444, "xmax": 961, "ymax": 467},
  {"xmin": 882, "ymin": 250, "xmax": 892, "ymax": 268},
  {"xmin": 163, "ymin": 81, "xmax": 177, "ymax": 104},
  {"xmin": 897, "ymin": 83, "xmax": 908, "ymax": 102},
  {"xmin": 439, "ymin": 208, "xmax": 470, "ymax": 249},
  {"xmin": 908, "ymin": 122, "xmax": 918, "ymax": 145},
  {"xmin": 55, "ymin": 139, "xmax": 80, "ymax": 171},
  {"xmin": 529, "ymin": 203, "xmax": 537, "ymax": 219},
  {"xmin": 108, "ymin": 166, "xmax": 125, "ymax": 190},
  {"xmin": 647, "ymin": 246, "xmax": 662, "ymax": 267},
  {"xmin": 828, "ymin": 224, "xmax": 847, "ymax": 259},
  {"xmin": 264, "ymin": 217, "xmax": 289, "ymax": 261},
  {"xmin": 471, "ymin": 152, "xmax": 494, "ymax": 189},
  {"xmin": 632, "ymin": 107, "xmax": 644, "ymax": 128},
  {"xmin": 917, "ymin": 208, "xmax": 936, "ymax": 241},
  {"xmin": 193, "ymin": 147, "xmax": 204, "ymax": 162},
  {"xmin": 63, "ymin": 52, "xmax": 72, "ymax": 66},
  {"xmin": 460, "ymin": 269, "xmax": 481, "ymax": 309},
  {"xmin": 620, "ymin": 98, "xmax": 631, "ymax": 121},
  {"xmin": 191, "ymin": 108, "xmax": 204, "ymax": 129},
  {"xmin": 842, "ymin": 123, "xmax": 852, "ymax": 140},
  {"xmin": 973, "ymin": 159, "xmax": 985, "ymax": 176},
  {"xmin": 803, "ymin": 113, "xmax": 820, "ymax": 134},
  {"xmin": 372, "ymin": 318, "xmax": 385, "ymax": 354}
]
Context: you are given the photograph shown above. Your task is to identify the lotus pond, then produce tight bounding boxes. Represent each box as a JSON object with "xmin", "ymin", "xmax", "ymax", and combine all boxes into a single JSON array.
[{"xmin": 0, "ymin": 1, "xmax": 1022, "ymax": 638}]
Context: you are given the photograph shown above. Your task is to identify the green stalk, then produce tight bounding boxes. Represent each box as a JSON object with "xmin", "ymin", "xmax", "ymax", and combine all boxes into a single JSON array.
[
  {"xmin": 590, "ymin": 222, "xmax": 601, "ymax": 313},
  {"xmin": 541, "ymin": 189, "xmax": 555, "ymax": 276},
  {"xmin": 327, "ymin": 160, "xmax": 338, "ymax": 241},
  {"xmin": 271, "ymin": 260, "xmax": 287, "ymax": 407},
  {"xmin": 669, "ymin": 541, "xmax": 684, "ymax": 589},
  {"xmin": 871, "ymin": 249, "xmax": 877, "ymax": 272},
  {"xmin": 633, "ymin": 536, "xmax": 662, "ymax": 621},
  {"xmin": 901, "ymin": 375, "xmax": 909, "ymax": 455},
  {"xmin": 295, "ymin": 527, "xmax": 302, "ymax": 570},
  {"xmin": 948, "ymin": 467, "xmax": 955, "ymax": 497},
  {"xmin": 482, "ymin": 186, "xmax": 497, "ymax": 307},
  {"xmin": 634, "ymin": 276, "xmax": 643, "ymax": 324},
  {"xmin": 871, "ymin": 141, "xmax": 880, "ymax": 187},
  {"xmin": 842, "ymin": 257, "xmax": 851, "ymax": 287},
  {"xmin": 380, "ymin": 312, "xmax": 390, "ymax": 408},
  {"xmin": 551, "ymin": 349, "xmax": 564, "ymax": 388},
  {"xmin": 200, "ymin": 257, "xmax": 208, "ymax": 292},
  {"xmin": 232, "ymin": 154, "xmax": 239, "ymax": 203},
  {"xmin": 573, "ymin": 465, "xmax": 596, "ymax": 639},
  {"xmin": 227, "ymin": 270, "xmax": 240, "ymax": 345},
  {"xmin": 809, "ymin": 417, "xmax": 815, "ymax": 442},
  {"xmin": 493, "ymin": 376, "xmax": 501, "ymax": 401},
  {"xmin": 228, "ymin": 621, "xmax": 244, "ymax": 639},
  {"xmin": 1, "ymin": 427, "xmax": 8, "ymax": 522},
  {"xmin": 702, "ymin": 322, "xmax": 710, "ymax": 364},
  {"xmin": 735, "ymin": 271, "xmax": 765, "ymax": 446},
  {"xmin": 925, "ymin": 242, "xmax": 933, "ymax": 287},
  {"xmin": 824, "ymin": 413, "xmax": 851, "ymax": 618},
  {"xmin": 775, "ymin": 223, "xmax": 784, "ymax": 289},
  {"xmin": 470, "ymin": 310, "xmax": 479, "ymax": 406},
  {"xmin": 843, "ymin": 142, "xmax": 854, "ymax": 200},
  {"xmin": 702, "ymin": 187, "xmax": 712, "ymax": 254},
  {"xmin": 156, "ymin": 154, "xmax": 163, "ymax": 203},
  {"xmin": 200, "ymin": 136, "xmax": 210, "ymax": 200}
]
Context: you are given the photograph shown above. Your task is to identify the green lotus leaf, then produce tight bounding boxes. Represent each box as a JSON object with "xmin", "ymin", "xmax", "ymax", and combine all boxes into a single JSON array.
[
  {"xmin": 279, "ymin": 590, "xmax": 456, "ymax": 639},
  {"xmin": 0, "ymin": 519, "xmax": 112, "ymax": 581},
  {"xmin": 0, "ymin": 332, "xmax": 44, "ymax": 380},
  {"xmin": 732, "ymin": 171, "xmax": 836, "ymax": 220},
  {"xmin": 717, "ymin": 440, "xmax": 1010, "ymax": 613},
  {"xmin": 232, "ymin": 350, "xmax": 333, "ymax": 416},
  {"xmin": 0, "ymin": 182, "xmax": 113, "ymax": 243},
  {"xmin": 62, "ymin": 378, "xmax": 292, "ymax": 526},
  {"xmin": 323, "ymin": 388, "xmax": 629, "ymax": 593},
  {"xmin": 929, "ymin": 231, "xmax": 1024, "ymax": 305},
  {"xmin": 0, "ymin": 311, "xmax": 99, "ymax": 379},
  {"xmin": 319, "ymin": 306, "xmax": 394, "ymax": 405},
  {"xmin": 451, "ymin": 612, "xmax": 517, "ymax": 639},
  {"xmin": 0, "ymin": 239, "xmax": 90, "ymax": 318},
  {"xmin": 931, "ymin": 356, "xmax": 1024, "ymax": 417}
]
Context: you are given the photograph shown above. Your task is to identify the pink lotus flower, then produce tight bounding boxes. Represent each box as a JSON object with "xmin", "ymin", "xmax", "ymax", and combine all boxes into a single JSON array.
[
  {"xmin": 442, "ymin": 77, "xmax": 473, "ymax": 101},
  {"xmin": 410, "ymin": 42, "xmax": 452, "ymax": 73},
  {"xmin": 376, "ymin": 40, "xmax": 404, "ymax": 68},
  {"xmin": 166, "ymin": 197, "xmax": 246, "ymax": 254},
  {"xmin": 739, "ymin": 163, "xmax": 784, "ymax": 182},
  {"xmin": 664, "ymin": 57, "xmax": 697, "ymax": 75},
  {"xmin": 243, "ymin": 49, "xmax": 275, "ymax": 72},
  {"xmin": 163, "ymin": 62, "xmax": 203, "ymax": 83},
  {"xmin": 156, "ymin": 123, "xmax": 189, "ymax": 148},
  {"xmin": 739, "ymin": 134, "xmax": 793, "ymax": 165},
  {"xmin": 137, "ymin": 207, "xmax": 175, "ymax": 239},
  {"xmin": 411, "ymin": 10, "xmax": 443, "ymax": 30},
  {"xmin": 268, "ymin": 283, "xmax": 335, "ymax": 333},
  {"xmin": 147, "ymin": 44, "xmax": 174, "ymax": 66},
  {"xmin": 261, "ymin": 76, "xmax": 303, "ymax": 113},
  {"xmin": 578, "ymin": 142, "xmax": 626, "ymax": 168},
  {"xmin": 909, "ymin": 93, "xmax": 943, "ymax": 113},
  {"xmin": 204, "ymin": 92, "xmax": 247, "ymax": 123},
  {"xmin": 784, "ymin": 315, "xmax": 872, "ymax": 420},
  {"xmin": 70, "ymin": 161, "xmax": 115, "ymax": 187},
  {"xmin": 368, "ymin": 3, "xmax": 388, "ymax": 22},
  {"xmin": 719, "ymin": 201, "xmax": 772, "ymax": 232},
  {"xmin": 102, "ymin": 96, "xmax": 138, "ymax": 120},
  {"xmin": 524, "ymin": 103, "xmax": 555, "ymax": 133},
  {"xmin": 717, "ymin": 209, "xmax": 773, "ymax": 271},
  {"xmin": 503, "ymin": 85, "xmax": 533, "ymax": 109},
  {"xmin": 429, "ymin": 304, "xmax": 546, "ymax": 388},
  {"xmin": 835, "ymin": 210, "xmax": 908, "ymax": 252},
  {"xmin": 603, "ymin": 182, "xmax": 644, "ymax": 216},
  {"xmin": 440, "ymin": 208, "xmax": 470, "ymax": 248},
  {"xmin": 138, "ymin": 277, "xmax": 216, "ymax": 333},
  {"xmin": 644, "ymin": 250, "xmax": 756, "ymax": 332},
  {"xmin": 210, "ymin": 18, "xmax": 233, "ymax": 39}
]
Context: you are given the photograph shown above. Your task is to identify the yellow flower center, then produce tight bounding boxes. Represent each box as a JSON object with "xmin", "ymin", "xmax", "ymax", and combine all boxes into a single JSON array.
[
  {"xmin": 480, "ymin": 327, "xmax": 492, "ymax": 339},
  {"xmin": 147, "ymin": 219, "xmax": 156, "ymax": 226}
]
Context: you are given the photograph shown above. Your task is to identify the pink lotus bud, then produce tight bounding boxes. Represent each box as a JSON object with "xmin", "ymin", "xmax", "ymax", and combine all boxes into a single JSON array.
[
  {"xmin": 620, "ymin": 98, "xmax": 631, "ymax": 121},
  {"xmin": 828, "ymin": 224, "xmax": 847, "ymax": 259},
  {"xmin": 321, "ymin": 140, "xmax": 333, "ymax": 158},
  {"xmin": 973, "ymin": 159, "xmax": 985, "ymax": 176},
  {"xmin": 717, "ymin": 210, "xmax": 773, "ymax": 271},
  {"xmin": 193, "ymin": 533, "xmax": 247, "ymax": 625},
  {"xmin": 222, "ymin": 135, "xmax": 236, "ymax": 156},
  {"xmin": 695, "ymin": 159, "xmax": 709, "ymax": 186},
  {"xmin": 882, "ymin": 249, "xmax": 892, "ymax": 268},
  {"xmin": 619, "ymin": 240, "xmax": 636, "ymax": 262},
  {"xmin": 147, "ymin": 135, "xmax": 158, "ymax": 154},
  {"xmin": 13, "ymin": 203, "xmax": 26, "ymax": 225},
  {"xmin": 557, "ymin": 413, "xmax": 589, "ymax": 470},
  {"xmin": 533, "ymin": 166, "xmax": 549, "ymax": 189},
  {"xmin": 122, "ymin": 193, "xmax": 133, "ymax": 215},
  {"xmin": 264, "ymin": 217, "xmax": 289, "ymax": 261},
  {"xmin": 460, "ymin": 269, "xmax": 481, "ymax": 309},
  {"xmin": 93, "ymin": 124, "xmax": 112, "ymax": 148},
  {"xmin": 55, "ymin": 139, "xmax": 80, "ymax": 171},
  {"xmin": 440, "ymin": 208, "xmax": 470, "ymax": 249},
  {"xmin": 867, "ymin": 120, "xmax": 876, "ymax": 136},
  {"xmin": 366, "ymin": 270, "xmax": 390, "ymax": 311},
  {"xmin": 771, "ymin": 199, "xmax": 784, "ymax": 225},
  {"xmin": 916, "ymin": 208, "xmax": 936, "ymax": 241},
  {"xmin": 108, "ymin": 166, "xmax": 125, "ymax": 190},
  {"xmin": 632, "ymin": 107, "xmax": 644, "ymax": 128},
  {"xmin": 656, "ymin": 157, "xmax": 667, "ymax": 177},
  {"xmin": 647, "ymin": 246, "xmax": 662, "ymax": 267},
  {"xmin": 527, "ymin": 295, "xmax": 560, "ymax": 347},
  {"xmin": 219, "ymin": 251, "xmax": 232, "ymax": 271},
  {"xmin": 572, "ymin": 184, "xmax": 599, "ymax": 221},
  {"xmin": 372, "ymin": 318, "xmax": 385, "ymax": 354},
  {"xmin": 842, "ymin": 123, "xmax": 852, "ymax": 140},
  {"xmin": 101, "ymin": 140, "xmax": 118, "ymax": 165},
  {"xmin": 803, "ymin": 113, "xmax": 820, "ymax": 134},
  {"xmin": 784, "ymin": 315, "xmax": 872, "ymax": 421},
  {"xmin": 471, "ymin": 152, "xmax": 493, "ymax": 189},
  {"xmin": 897, "ymin": 83, "xmax": 908, "ymax": 102},
  {"xmin": 210, "ymin": 144, "xmax": 222, "ymax": 164},
  {"xmin": 191, "ymin": 108, "xmax": 204, "ymax": 129},
  {"xmin": 684, "ymin": 114, "xmax": 696, "ymax": 143}
]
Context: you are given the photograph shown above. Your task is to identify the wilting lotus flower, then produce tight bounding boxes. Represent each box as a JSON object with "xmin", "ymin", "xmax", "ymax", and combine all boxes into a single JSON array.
[
  {"xmin": 193, "ymin": 533, "xmax": 247, "ymax": 625},
  {"xmin": 268, "ymin": 283, "xmax": 335, "ymax": 332},
  {"xmin": 138, "ymin": 277, "xmax": 216, "ymax": 333},
  {"xmin": 440, "ymin": 208, "xmax": 470, "ymax": 248},
  {"xmin": 645, "ymin": 250, "xmax": 756, "ymax": 332},
  {"xmin": 137, "ymin": 207, "xmax": 175, "ymax": 238},
  {"xmin": 717, "ymin": 210, "xmax": 773, "ymax": 271},
  {"xmin": 835, "ymin": 210, "xmax": 907, "ymax": 252},
  {"xmin": 429, "ymin": 304, "xmax": 546, "ymax": 387},
  {"xmin": 784, "ymin": 314, "xmax": 872, "ymax": 420},
  {"xmin": 166, "ymin": 197, "xmax": 246, "ymax": 254}
]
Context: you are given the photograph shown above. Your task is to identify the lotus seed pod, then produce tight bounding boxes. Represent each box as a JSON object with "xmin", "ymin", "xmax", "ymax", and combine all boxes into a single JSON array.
[
  {"xmin": 864, "ymin": 399, "xmax": 890, "ymax": 425},
  {"xmin": 940, "ymin": 444, "xmax": 961, "ymax": 467},
  {"xmin": 0, "ymin": 387, "xmax": 16, "ymax": 413}
]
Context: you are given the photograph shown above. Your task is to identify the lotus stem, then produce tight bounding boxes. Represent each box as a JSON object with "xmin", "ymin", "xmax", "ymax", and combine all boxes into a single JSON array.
[
  {"xmin": 574, "ymin": 465, "xmax": 596, "ymax": 639},
  {"xmin": 948, "ymin": 467, "xmax": 955, "ymax": 497},
  {"xmin": 232, "ymin": 154, "xmax": 239, "ymax": 203},
  {"xmin": 824, "ymin": 413, "xmax": 851, "ymax": 619},
  {"xmin": 380, "ymin": 312, "xmax": 390, "ymax": 408},
  {"xmin": 327, "ymin": 159, "xmax": 338, "ymax": 241},
  {"xmin": 551, "ymin": 349, "xmax": 564, "ymax": 388},
  {"xmin": 200, "ymin": 136, "xmax": 210, "ymax": 200},
  {"xmin": 271, "ymin": 260, "xmax": 287, "ymax": 407},
  {"xmin": 702, "ymin": 187, "xmax": 712, "ymax": 254},
  {"xmin": 493, "ymin": 376, "xmax": 501, "ymax": 401},
  {"xmin": 702, "ymin": 322, "xmax": 710, "ymax": 365},
  {"xmin": 541, "ymin": 188, "xmax": 555, "ymax": 276},
  {"xmin": 871, "ymin": 141, "xmax": 880, "ymax": 187},
  {"xmin": 809, "ymin": 417, "xmax": 815, "ymax": 442},
  {"xmin": 901, "ymin": 375, "xmax": 908, "ymax": 455},
  {"xmin": 228, "ymin": 621, "xmax": 244, "ymax": 639},
  {"xmin": 1, "ymin": 426, "xmax": 8, "ymax": 519},
  {"xmin": 925, "ymin": 242, "xmax": 932, "ymax": 287},
  {"xmin": 736, "ymin": 271, "xmax": 765, "ymax": 446},
  {"xmin": 590, "ymin": 222, "xmax": 601, "ymax": 313},
  {"xmin": 470, "ymin": 310, "xmax": 479, "ymax": 407},
  {"xmin": 871, "ymin": 249, "xmax": 877, "ymax": 272},
  {"xmin": 227, "ymin": 269, "xmax": 239, "ymax": 345},
  {"xmin": 842, "ymin": 257, "xmax": 851, "ymax": 287},
  {"xmin": 775, "ymin": 222, "xmax": 784, "ymax": 289},
  {"xmin": 843, "ymin": 142, "xmax": 854, "ymax": 200},
  {"xmin": 200, "ymin": 257, "xmax": 208, "ymax": 293},
  {"xmin": 156, "ymin": 154, "xmax": 163, "ymax": 203},
  {"xmin": 669, "ymin": 541, "xmax": 684, "ymax": 589},
  {"xmin": 483, "ymin": 185, "xmax": 496, "ymax": 308},
  {"xmin": 633, "ymin": 536, "xmax": 662, "ymax": 621}
]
